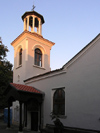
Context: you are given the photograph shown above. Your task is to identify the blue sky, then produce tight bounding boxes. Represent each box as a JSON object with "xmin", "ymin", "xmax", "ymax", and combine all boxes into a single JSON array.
[{"xmin": 0, "ymin": 0, "xmax": 100, "ymax": 70}]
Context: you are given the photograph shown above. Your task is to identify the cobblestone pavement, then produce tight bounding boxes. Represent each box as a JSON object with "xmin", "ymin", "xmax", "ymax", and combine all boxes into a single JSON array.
[{"xmin": 0, "ymin": 119, "xmax": 39, "ymax": 133}]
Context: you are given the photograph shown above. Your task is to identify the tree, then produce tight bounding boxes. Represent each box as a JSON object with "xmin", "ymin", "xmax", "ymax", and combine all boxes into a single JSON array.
[{"xmin": 0, "ymin": 38, "xmax": 13, "ymax": 108}]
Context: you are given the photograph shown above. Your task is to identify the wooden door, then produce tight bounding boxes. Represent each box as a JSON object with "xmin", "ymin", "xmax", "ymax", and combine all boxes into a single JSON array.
[{"xmin": 31, "ymin": 112, "xmax": 38, "ymax": 131}]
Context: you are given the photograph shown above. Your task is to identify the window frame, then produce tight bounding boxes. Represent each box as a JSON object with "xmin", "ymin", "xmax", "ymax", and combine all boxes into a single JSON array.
[
  {"xmin": 53, "ymin": 88, "xmax": 65, "ymax": 116},
  {"xmin": 34, "ymin": 48, "xmax": 42, "ymax": 67},
  {"xmin": 19, "ymin": 48, "xmax": 22, "ymax": 66}
]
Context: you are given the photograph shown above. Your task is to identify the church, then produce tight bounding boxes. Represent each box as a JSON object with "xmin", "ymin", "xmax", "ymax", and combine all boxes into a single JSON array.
[{"xmin": 5, "ymin": 9, "xmax": 100, "ymax": 132}]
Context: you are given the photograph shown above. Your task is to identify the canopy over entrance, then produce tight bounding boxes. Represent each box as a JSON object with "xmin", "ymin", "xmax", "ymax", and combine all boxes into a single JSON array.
[
  {"xmin": 4, "ymin": 83, "xmax": 44, "ymax": 132},
  {"xmin": 5, "ymin": 83, "xmax": 44, "ymax": 103}
]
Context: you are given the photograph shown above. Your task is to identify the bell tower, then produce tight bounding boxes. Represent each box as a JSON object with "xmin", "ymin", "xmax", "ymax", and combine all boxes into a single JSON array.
[
  {"xmin": 22, "ymin": 10, "xmax": 44, "ymax": 35},
  {"xmin": 11, "ymin": 10, "xmax": 55, "ymax": 84}
]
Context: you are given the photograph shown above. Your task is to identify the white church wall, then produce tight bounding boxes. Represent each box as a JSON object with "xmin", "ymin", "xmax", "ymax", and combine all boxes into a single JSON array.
[
  {"xmin": 26, "ymin": 73, "xmax": 67, "ymax": 126},
  {"xmin": 25, "ymin": 37, "xmax": 100, "ymax": 130},
  {"xmin": 24, "ymin": 37, "xmax": 51, "ymax": 80},
  {"xmin": 12, "ymin": 101, "xmax": 19, "ymax": 124},
  {"xmin": 64, "ymin": 38, "xmax": 100, "ymax": 130},
  {"xmin": 12, "ymin": 101, "xmax": 25, "ymax": 125},
  {"xmin": 13, "ymin": 39, "xmax": 26, "ymax": 84},
  {"xmin": 13, "ymin": 35, "xmax": 52, "ymax": 84}
]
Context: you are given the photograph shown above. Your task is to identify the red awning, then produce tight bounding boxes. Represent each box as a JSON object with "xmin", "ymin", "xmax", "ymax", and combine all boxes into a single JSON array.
[{"xmin": 10, "ymin": 83, "xmax": 41, "ymax": 94}]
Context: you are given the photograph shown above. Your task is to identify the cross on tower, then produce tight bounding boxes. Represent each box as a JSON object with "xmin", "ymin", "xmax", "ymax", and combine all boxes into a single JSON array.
[{"xmin": 32, "ymin": 4, "xmax": 36, "ymax": 11}]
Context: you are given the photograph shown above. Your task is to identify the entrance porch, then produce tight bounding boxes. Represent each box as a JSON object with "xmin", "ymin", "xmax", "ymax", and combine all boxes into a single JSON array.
[{"xmin": 4, "ymin": 83, "xmax": 44, "ymax": 133}]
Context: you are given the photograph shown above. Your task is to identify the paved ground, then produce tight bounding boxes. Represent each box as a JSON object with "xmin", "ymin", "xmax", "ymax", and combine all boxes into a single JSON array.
[{"xmin": 0, "ymin": 119, "xmax": 39, "ymax": 133}]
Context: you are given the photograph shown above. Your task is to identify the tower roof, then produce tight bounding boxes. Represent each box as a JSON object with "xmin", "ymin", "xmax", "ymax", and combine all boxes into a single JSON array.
[{"xmin": 22, "ymin": 10, "xmax": 45, "ymax": 24}]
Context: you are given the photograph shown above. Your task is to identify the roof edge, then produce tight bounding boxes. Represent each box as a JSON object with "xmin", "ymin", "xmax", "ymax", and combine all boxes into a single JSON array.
[
  {"xmin": 24, "ymin": 33, "xmax": 100, "ymax": 82},
  {"xmin": 22, "ymin": 10, "xmax": 45, "ymax": 24},
  {"xmin": 62, "ymin": 33, "xmax": 100, "ymax": 69},
  {"xmin": 11, "ymin": 30, "xmax": 55, "ymax": 46},
  {"xmin": 24, "ymin": 68, "xmax": 63, "ymax": 82},
  {"xmin": 10, "ymin": 83, "xmax": 44, "ymax": 95}
]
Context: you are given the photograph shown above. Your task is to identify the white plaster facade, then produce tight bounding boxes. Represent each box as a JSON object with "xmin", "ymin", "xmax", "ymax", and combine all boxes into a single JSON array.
[
  {"xmin": 24, "ymin": 34, "xmax": 100, "ymax": 131},
  {"xmin": 11, "ymin": 10, "xmax": 100, "ymax": 131},
  {"xmin": 12, "ymin": 31, "xmax": 54, "ymax": 84}
]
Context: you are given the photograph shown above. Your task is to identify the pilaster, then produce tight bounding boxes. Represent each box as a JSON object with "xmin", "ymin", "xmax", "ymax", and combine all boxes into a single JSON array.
[{"xmin": 26, "ymin": 16, "xmax": 29, "ymax": 31}]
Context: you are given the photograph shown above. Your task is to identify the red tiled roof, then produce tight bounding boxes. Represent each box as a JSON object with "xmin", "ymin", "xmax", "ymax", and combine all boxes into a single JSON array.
[{"xmin": 10, "ymin": 83, "xmax": 41, "ymax": 94}]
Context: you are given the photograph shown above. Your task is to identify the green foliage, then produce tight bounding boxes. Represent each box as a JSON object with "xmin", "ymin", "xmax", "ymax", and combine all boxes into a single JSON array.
[
  {"xmin": 0, "ymin": 42, "xmax": 13, "ymax": 108},
  {"xmin": 0, "ymin": 44, "xmax": 8, "ymax": 60}
]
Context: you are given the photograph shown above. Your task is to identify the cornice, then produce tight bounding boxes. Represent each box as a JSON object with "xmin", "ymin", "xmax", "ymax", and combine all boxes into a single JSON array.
[
  {"xmin": 11, "ymin": 30, "xmax": 55, "ymax": 47},
  {"xmin": 24, "ymin": 69, "xmax": 66, "ymax": 84}
]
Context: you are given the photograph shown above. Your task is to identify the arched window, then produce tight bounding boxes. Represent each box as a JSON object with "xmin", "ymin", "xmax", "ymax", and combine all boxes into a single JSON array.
[
  {"xmin": 53, "ymin": 89, "xmax": 65, "ymax": 115},
  {"xmin": 19, "ymin": 48, "xmax": 22, "ymax": 65},
  {"xmin": 35, "ymin": 48, "xmax": 42, "ymax": 67}
]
